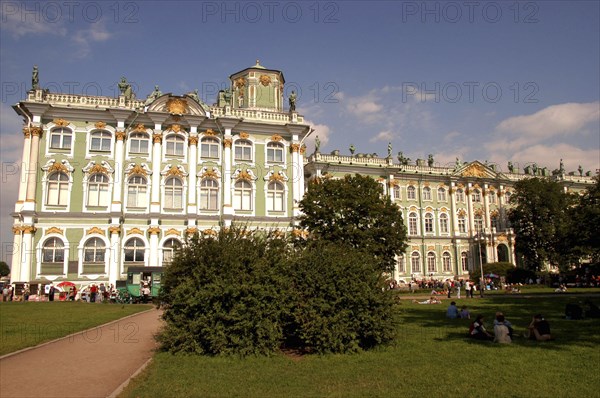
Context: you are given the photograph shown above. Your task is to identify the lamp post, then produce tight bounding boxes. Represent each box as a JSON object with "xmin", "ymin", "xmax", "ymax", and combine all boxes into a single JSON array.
[{"xmin": 477, "ymin": 233, "xmax": 485, "ymax": 298}]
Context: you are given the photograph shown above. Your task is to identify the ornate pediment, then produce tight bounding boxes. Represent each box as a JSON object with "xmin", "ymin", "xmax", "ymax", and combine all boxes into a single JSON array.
[
  {"xmin": 232, "ymin": 168, "xmax": 257, "ymax": 181},
  {"xmin": 83, "ymin": 160, "xmax": 114, "ymax": 175},
  {"xmin": 86, "ymin": 227, "xmax": 105, "ymax": 236},
  {"xmin": 45, "ymin": 227, "xmax": 63, "ymax": 235},
  {"xmin": 161, "ymin": 164, "xmax": 188, "ymax": 178},
  {"xmin": 42, "ymin": 159, "xmax": 74, "ymax": 174},
  {"xmin": 145, "ymin": 94, "xmax": 208, "ymax": 117},
  {"xmin": 455, "ymin": 161, "xmax": 498, "ymax": 179},
  {"xmin": 125, "ymin": 163, "xmax": 152, "ymax": 177},
  {"xmin": 198, "ymin": 166, "xmax": 221, "ymax": 179},
  {"xmin": 264, "ymin": 170, "xmax": 289, "ymax": 182}
]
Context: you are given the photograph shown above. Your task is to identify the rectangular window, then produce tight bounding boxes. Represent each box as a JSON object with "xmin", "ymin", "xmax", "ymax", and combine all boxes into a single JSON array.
[{"xmin": 130, "ymin": 139, "xmax": 149, "ymax": 154}]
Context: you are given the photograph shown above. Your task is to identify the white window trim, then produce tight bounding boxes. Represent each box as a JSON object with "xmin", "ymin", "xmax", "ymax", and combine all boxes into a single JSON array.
[
  {"xmin": 424, "ymin": 212, "xmax": 435, "ymax": 235},
  {"xmin": 442, "ymin": 252, "xmax": 453, "ymax": 273},
  {"xmin": 125, "ymin": 174, "xmax": 151, "ymax": 213},
  {"xmin": 408, "ymin": 211, "xmax": 420, "ymax": 236},
  {"xmin": 45, "ymin": 123, "xmax": 75, "ymax": 158},
  {"xmin": 162, "ymin": 132, "xmax": 188, "ymax": 163},
  {"xmin": 199, "ymin": 135, "xmax": 222, "ymax": 165},
  {"xmin": 159, "ymin": 236, "xmax": 183, "ymax": 266},
  {"xmin": 426, "ymin": 252, "xmax": 437, "ymax": 274},
  {"xmin": 41, "ymin": 159, "xmax": 74, "ymax": 213},
  {"xmin": 438, "ymin": 212, "xmax": 450, "ymax": 235},
  {"xmin": 85, "ymin": 126, "xmax": 115, "ymax": 159},
  {"xmin": 264, "ymin": 140, "xmax": 287, "ymax": 168},
  {"xmin": 233, "ymin": 179, "xmax": 256, "ymax": 216},
  {"xmin": 36, "ymin": 234, "xmax": 69, "ymax": 278},
  {"xmin": 233, "ymin": 136, "xmax": 255, "ymax": 167},
  {"xmin": 198, "ymin": 177, "xmax": 221, "ymax": 213},
  {"xmin": 125, "ymin": 130, "xmax": 152, "ymax": 161},
  {"xmin": 422, "ymin": 186, "xmax": 432, "ymax": 201},
  {"xmin": 78, "ymin": 234, "xmax": 110, "ymax": 278}
]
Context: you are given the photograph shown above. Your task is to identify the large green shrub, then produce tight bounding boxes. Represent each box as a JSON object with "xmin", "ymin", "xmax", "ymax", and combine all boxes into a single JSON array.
[
  {"xmin": 286, "ymin": 241, "xmax": 398, "ymax": 354},
  {"xmin": 158, "ymin": 227, "xmax": 290, "ymax": 356}
]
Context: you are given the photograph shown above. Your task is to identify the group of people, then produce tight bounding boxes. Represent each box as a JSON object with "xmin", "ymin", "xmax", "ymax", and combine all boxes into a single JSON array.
[{"xmin": 466, "ymin": 311, "xmax": 552, "ymax": 343}]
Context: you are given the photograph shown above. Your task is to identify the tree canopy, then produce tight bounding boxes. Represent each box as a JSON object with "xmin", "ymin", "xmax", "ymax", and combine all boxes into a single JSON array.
[
  {"xmin": 0, "ymin": 261, "xmax": 9, "ymax": 277},
  {"xmin": 298, "ymin": 174, "xmax": 408, "ymax": 272}
]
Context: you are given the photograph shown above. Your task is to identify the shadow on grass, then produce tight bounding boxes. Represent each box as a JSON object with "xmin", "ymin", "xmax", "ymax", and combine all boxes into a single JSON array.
[{"xmin": 396, "ymin": 296, "xmax": 600, "ymax": 351}]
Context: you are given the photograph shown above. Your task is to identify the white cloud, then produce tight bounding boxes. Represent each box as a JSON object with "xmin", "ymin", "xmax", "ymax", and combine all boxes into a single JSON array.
[
  {"xmin": 0, "ymin": 9, "xmax": 67, "ymax": 38},
  {"xmin": 370, "ymin": 130, "xmax": 394, "ymax": 143},
  {"xmin": 342, "ymin": 91, "xmax": 383, "ymax": 116},
  {"xmin": 71, "ymin": 23, "xmax": 113, "ymax": 58},
  {"xmin": 302, "ymin": 119, "xmax": 331, "ymax": 154}
]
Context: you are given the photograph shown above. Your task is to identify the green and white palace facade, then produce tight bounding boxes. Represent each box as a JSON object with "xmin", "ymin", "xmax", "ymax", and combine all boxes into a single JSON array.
[{"xmin": 10, "ymin": 62, "xmax": 595, "ymax": 288}]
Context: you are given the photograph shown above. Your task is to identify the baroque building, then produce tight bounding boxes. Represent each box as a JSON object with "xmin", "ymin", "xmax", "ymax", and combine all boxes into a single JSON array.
[{"xmin": 10, "ymin": 63, "xmax": 595, "ymax": 289}]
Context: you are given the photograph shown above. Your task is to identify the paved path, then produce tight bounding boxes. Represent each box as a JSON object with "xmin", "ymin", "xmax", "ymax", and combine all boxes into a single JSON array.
[{"xmin": 0, "ymin": 308, "xmax": 163, "ymax": 398}]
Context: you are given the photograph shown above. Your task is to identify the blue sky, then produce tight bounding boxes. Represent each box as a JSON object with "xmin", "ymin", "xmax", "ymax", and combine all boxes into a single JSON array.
[{"xmin": 0, "ymin": 1, "xmax": 599, "ymax": 263}]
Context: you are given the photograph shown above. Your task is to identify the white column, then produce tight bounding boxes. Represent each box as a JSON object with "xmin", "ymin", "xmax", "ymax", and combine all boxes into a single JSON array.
[
  {"xmin": 187, "ymin": 134, "xmax": 198, "ymax": 214},
  {"xmin": 10, "ymin": 226, "xmax": 23, "ymax": 284},
  {"xmin": 291, "ymin": 143, "xmax": 301, "ymax": 217},
  {"xmin": 467, "ymin": 184, "xmax": 474, "ymax": 236},
  {"xmin": 222, "ymin": 131, "xmax": 233, "ymax": 215},
  {"xmin": 450, "ymin": 184, "xmax": 458, "ymax": 234},
  {"xmin": 20, "ymin": 226, "xmax": 34, "ymax": 282},
  {"xmin": 151, "ymin": 127, "xmax": 162, "ymax": 213},
  {"xmin": 16, "ymin": 128, "xmax": 32, "ymax": 209},
  {"xmin": 112, "ymin": 130, "xmax": 126, "ymax": 212},
  {"xmin": 109, "ymin": 226, "xmax": 120, "ymax": 285},
  {"xmin": 483, "ymin": 184, "xmax": 491, "ymax": 230},
  {"xmin": 149, "ymin": 228, "xmax": 159, "ymax": 267},
  {"xmin": 24, "ymin": 127, "xmax": 42, "ymax": 211}
]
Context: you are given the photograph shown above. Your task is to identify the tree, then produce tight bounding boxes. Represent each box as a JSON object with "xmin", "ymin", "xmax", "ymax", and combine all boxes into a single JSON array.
[
  {"xmin": 567, "ymin": 174, "xmax": 600, "ymax": 266},
  {"xmin": 0, "ymin": 261, "xmax": 9, "ymax": 277},
  {"xmin": 298, "ymin": 174, "xmax": 408, "ymax": 272},
  {"xmin": 509, "ymin": 178, "xmax": 576, "ymax": 271}
]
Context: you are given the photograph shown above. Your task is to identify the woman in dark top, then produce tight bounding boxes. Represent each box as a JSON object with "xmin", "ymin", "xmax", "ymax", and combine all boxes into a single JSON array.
[
  {"xmin": 470, "ymin": 315, "xmax": 493, "ymax": 340},
  {"xmin": 527, "ymin": 314, "xmax": 552, "ymax": 341}
]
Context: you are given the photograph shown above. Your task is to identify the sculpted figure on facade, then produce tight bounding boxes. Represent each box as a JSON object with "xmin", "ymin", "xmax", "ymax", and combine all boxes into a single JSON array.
[
  {"xmin": 289, "ymin": 90, "xmax": 297, "ymax": 112},
  {"xmin": 145, "ymin": 85, "xmax": 162, "ymax": 106},
  {"xmin": 118, "ymin": 77, "xmax": 133, "ymax": 100},
  {"xmin": 32, "ymin": 65, "xmax": 39, "ymax": 90}
]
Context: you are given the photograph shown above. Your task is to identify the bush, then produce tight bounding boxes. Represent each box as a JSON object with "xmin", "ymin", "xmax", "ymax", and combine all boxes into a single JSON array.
[
  {"xmin": 158, "ymin": 227, "xmax": 290, "ymax": 356},
  {"xmin": 285, "ymin": 241, "xmax": 397, "ymax": 354},
  {"xmin": 506, "ymin": 267, "xmax": 537, "ymax": 284}
]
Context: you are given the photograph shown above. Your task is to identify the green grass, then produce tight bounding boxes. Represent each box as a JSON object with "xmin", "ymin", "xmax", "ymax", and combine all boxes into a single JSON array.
[
  {"xmin": 120, "ymin": 295, "xmax": 600, "ymax": 398},
  {"xmin": 0, "ymin": 301, "xmax": 152, "ymax": 355},
  {"xmin": 399, "ymin": 286, "xmax": 600, "ymax": 296}
]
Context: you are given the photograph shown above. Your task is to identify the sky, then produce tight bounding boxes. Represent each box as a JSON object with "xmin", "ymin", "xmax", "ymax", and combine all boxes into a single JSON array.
[{"xmin": 0, "ymin": 0, "xmax": 599, "ymax": 264}]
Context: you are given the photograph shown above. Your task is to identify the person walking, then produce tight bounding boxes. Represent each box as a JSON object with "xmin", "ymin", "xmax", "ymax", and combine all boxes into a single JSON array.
[{"xmin": 465, "ymin": 281, "xmax": 471, "ymax": 298}]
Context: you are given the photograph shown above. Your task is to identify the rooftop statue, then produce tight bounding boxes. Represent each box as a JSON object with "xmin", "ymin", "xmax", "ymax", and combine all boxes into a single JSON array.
[
  {"xmin": 118, "ymin": 77, "xmax": 133, "ymax": 100},
  {"xmin": 428, "ymin": 154, "xmax": 434, "ymax": 167},
  {"xmin": 144, "ymin": 85, "xmax": 162, "ymax": 106},
  {"xmin": 289, "ymin": 90, "xmax": 297, "ymax": 112},
  {"xmin": 315, "ymin": 135, "xmax": 321, "ymax": 153},
  {"xmin": 349, "ymin": 144, "xmax": 356, "ymax": 156},
  {"xmin": 32, "ymin": 65, "xmax": 39, "ymax": 90},
  {"xmin": 508, "ymin": 161, "xmax": 514, "ymax": 173},
  {"xmin": 387, "ymin": 142, "xmax": 392, "ymax": 158}
]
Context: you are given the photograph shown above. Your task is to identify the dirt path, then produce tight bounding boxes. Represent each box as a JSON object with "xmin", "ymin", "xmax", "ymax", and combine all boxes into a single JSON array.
[{"xmin": 0, "ymin": 308, "xmax": 163, "ymax": 398}]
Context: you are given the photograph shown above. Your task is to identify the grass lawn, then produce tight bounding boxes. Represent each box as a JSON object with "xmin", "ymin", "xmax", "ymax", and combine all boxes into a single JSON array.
[
  {"xmin": 0, "ymin": 301, "xmax": 152, "ymax": 355},
  {"xmin": 120, "ymin": 295, "xmax": 600, "ymax": 398},
  {"xmin": 399, "ymin": 286, "xmax": 600, "ymax": 296}
]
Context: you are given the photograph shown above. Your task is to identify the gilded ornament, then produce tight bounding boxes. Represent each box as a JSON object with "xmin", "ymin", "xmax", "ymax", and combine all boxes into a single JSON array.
[
  {"xmin": 457, "ymin": 209, "xmax": 466, "ymax": 217},
  {"xmin": 409, "ymin": 206, "xmax": 418, "ymax": 211},
  {"xmin": 490, "ymin": 210, "xmax": 499, "ymax": 218},
  {"xmin": 45, "ymin": 227, "xmax": 64, "ymax": 235},
  {"xmin": 53, "ymin": 118, "xmax": 69, "ymax": 127},
  {"xmin": 238, "ymin": 170, "xmax": 253, "ymax": 181},
  {"xmin": 115, "ymin": 130, "xmax": 126, "ymax": 141},
  {"xmin": 235, "ymin": 77, "xmax": 246, "ymax": 88},
  {"xmin": 427, "ymin": 246, "xmax": 435, "ymax": 251},
  {"xmin": 170, "ymin": 124, "xmax": 181, "ymax": 133},
  {"xmin": 108, "ymin": 226, "xmax": 121, "ymax": 235},
  {"xmin": 166, "ymin": 98, "xmax": 188, "ymax": 115},
  {"xmin": 443, "ymin": 246, "xmax": 450, "ymax": 250},
  {"xmin": 290, "ymin": 143, "xmax": 300, "ymax": 153},
  {"xmin": 135, "ymin": 123, "xmax": 146, "ymax": 133},
  {"xmin": 497, "ymin": 234, "xmax": 508, "ymax": 242},
  {"xmin": 223, "ymin": 139, "xmax": 232, "ymax": 148},
  {"xmin": 22, "ymin": 127, "xmax": 31, "ymax": 138},
  {"xmin": 127, "ymin": 227, "xmax": 144, "ymax": 236},
  {"xmin": 300, "ymin": 145, "xmax": 306, "ymax": 154},
  {"xmin": 22, "ymin": 226, "xmax": 37, "ymax": 234},
  {"xmin": 259, "ymin": 75, "xmax": 271, "ymax": 86},
  {"xmin": 185, "ymin": 226, "xmax": 198, "ymax": 235},
  {"xmin": 166, "ymin": 165, "xmax": 183, "ymax": 177},
  {"xmin": 95, "ymin": 121, "xmax": 107, "ymax": 129},
  {"xmin": 408, "ymin": 180, "xmax": 416, "ymax": 186},
  {"xmin": 165, "ymin": 228, "xmax": 180, "ymax": 236},
  {"xmin": 12, "ymin": 226, "xmax": 22, "ymax": 234},
  {"xmin": 127, "ymin": 164, "xmax": 148, "ymax": 176},
  {"xmin": 426, "ymin": 207, "xmax": 433, "ymax": 212},
  {"xmin": 239, "ymin": 132, "xmax": 249, "ymax": 139},
  {"xmin": 462, "ymin": 164, "xmax": 487, "ymax": 177},
  {"xmin": 153, "ymin": 133, "xmax": 162, "ymax": 144},
  {"xmin": 204, "ymin": 129, "xmax": 216, "ymax": 136},
  {"xmin": 474, "ymin": 208, "xmax": 484, "ymax": 216},
  {"xmin": 188, "ymin": 136, "xmax": 198, "ymax": 146},
  {"xmin": 86, "ymin": 227, "xmax": 105, "ymax": 236},
  {"xmin": 270, "ymin": 134, "xmax": 282, "ymax": 142},
  {"xmin": 30, "ymin": 127, "xmax": 43, "ymax": 137},
  {"xmin": 269, "ymin": 172, "xmax": 285, "ymax": 182},
  {"xmin": 88, "ymin": 163, "xmax": 108, "ymax": 175},
  {"xmin": 412, "ymin": 245, "xmax": 419, "ymax": 251},
  {"xmin": 48, "ymin": 162, "xmax": 69, "ymax": 174},
  {"xmin": 201, "ymin": 169, "xmax": 219, "ymax": 179},
  {"xmin": 148, "ymin": 227, "xmax": 161, "ymax": 235},
  {"xmin": 203, "ymin": 229, "xmax": 217, "ymax": 236}
]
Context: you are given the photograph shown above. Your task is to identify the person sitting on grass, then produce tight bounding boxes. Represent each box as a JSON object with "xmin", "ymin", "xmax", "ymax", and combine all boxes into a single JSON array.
[
  {"xmin": 469, "ymin": 315, "xmax": 493, "ymax": 340},
  {"xmin": 459, "ymin": 305, "xmax": 471, "ymax": 319},
  {"xmin": 527, "ymin": 314, "xmax": 552, "ymax": 341},
  {"xmin": 493, "ymin": 311, "xmax": 513, "ymax": 339},
  {"xmin": 446, "ymin": 301, "xmax": 459, "ymax": 319},
  {"xmin": 493, "ymin": 314, "xmax": 512, "ymax": 344},
  {"xmin": 413, "ymin": 296, "xmax": 441, "ymax": 304}
]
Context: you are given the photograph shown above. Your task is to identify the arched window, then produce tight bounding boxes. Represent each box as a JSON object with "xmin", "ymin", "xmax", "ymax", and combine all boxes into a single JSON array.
[
  {"xmin": 392, "ymin": 185, "xmax": 401, "ymax": 200},
  {"xmin": 127, "ymin": 175, "xmax": 148, "ymax": 208},
  {"xmin": 50, "ymin": 127, "xmax": 72, "ymax": 149},
  {"xmin": 90, "ymin": 131, "xmax": 112, "ymax": 152},
  {"xmin": 472, "ymin": 189, "xmax": 482, "ymax": 203},
  {"xmin": 474, "ymin": 214, "xmax": 484, "ymax": 233},
  {"xmin": 491, "ymin": 215, "xmax": 500, "ymax": 231},
  {"xmin": 200, "ymin": 178, "xmax": 219, "ymax": 210},
  {"xmin": 165, "ymin": 135, "xmax": 185, "ymax": 156},
  {"xmin": 87, "ymin": 174, "xmax": 110, "ymax": 207},
  {"xmin": 397, "ymin": 254, "xmax": 405, "ymax": 273},
  {"xmin": 458, "ymin": 214, "xmax": 467, "ymax": 233},
  {"xmin": 439, "ymin": 213, "xmax": 449, "ymax": 234},
  {"xmin": 461, "ymin": 252, "xmax": 469, "ymax": 272},
  {"xmin": 267, "ymin": 181, "xmax": 285, "ymax": 212},
  {"xmin": 46, "ymin": 172, "xmax": 69, "ymax": 206},
  {"xmin": 235, "ymin": 139, "xmax": 253, "ymax": 161},
  {"xmin": 423, "ymin": 186, "xmax": 432, "ymax": 200},
  {"xmin": 200, "ymin": 137, "xmax": 220, "ymax": 159},
  {"xmin": 124, "ymin": 238, "xmax": 145, "ymax": 263},
  {"xmin": 427, "ymin": 252, "xmax": 436, "ymax": 273},
  {"xmin": 129, "ymin": 133, "xmax": 149, "ymax": 154},
  {"xmin": 443, "ymin": 252, "xmax": 452, "ymax": 272},
  {"xmin": 456, "ymin": 188, "xmax": 465, "ymax": 202},
  {"xmin": 424, "ymin": 213, "xmax": 434, "ymax": 233},
  {"xmin": 83, "ymin": 238, "xmax": 105, "ymax": 263},
  {"xmin": 407, "ymin": 185, "xmax": 416, "ymax": 200},
  {"xmin": 234, "ymin": 180, "xmax": 252, "ymax": 210},
  {"xmin": 164, "ymin": 177, "xmax": 183, "ymax": 209},
  {"xmin": 42, "ymin": 238, "xmax": 64, "ymax": 263},
  {"xmin": 411, "ymin": 252, "xmax": 421, "ymax": 273},
  {"xmin": 437, "ymin": 187, "xmax": 447, "ymax": 202},
  {"xmin": 408, "ymin": 212, "xmax": 418, "ymax": 235},
  {"xmin": 489, "ymin": 190, "xmax": 497, "ymax": 204},
  {"xmin": 162, "ymin": 238, "xmax": 181, "ymax": 265},
  {"xmin": 267, "ymin": 142, "xmax": 284, "ymax": 163}
]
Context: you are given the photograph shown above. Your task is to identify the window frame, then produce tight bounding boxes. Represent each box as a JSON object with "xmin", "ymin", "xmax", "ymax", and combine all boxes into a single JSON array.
[
  {"xmin": 163, "ymin": 176, "xmax": 184, "ymax": 210},
  {"xmin": 266, "ymin": 180, "xmax": 285, "ymax": 212},
  {"xmin": 266, "ymin": 142, "xmax": 285, "ymax": 164},
  {"xmin": 49, "ymin": 127, "xmax": 72, "ymax": 150},
  {"xmin": 200, "ymin": 137, "xmax": 220, "ymax": 160},
  {"xmin": 234, "ymin": 139, "xmax": 253, "ymax": 162},
  {"xmin": 199, "ymin": 178, "xmax": 220, "ymax": 210},
  {"xmin": 233, "ymin": 180, "xmax": 253, "ymax": 211},
  {"xmin": 46, "ymin": 172, "xmax": 70, "ymax": 207},
  {"xmin": 90, "ymin": 130, "xmax": 112, "ymax": 152}
]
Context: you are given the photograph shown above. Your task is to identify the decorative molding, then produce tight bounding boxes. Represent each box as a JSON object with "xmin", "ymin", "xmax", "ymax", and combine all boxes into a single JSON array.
[
  {"xmin": 490, "ymin": 210, "xmax": 500, "ymax": 218},
  {"xmin": 42, "ymin": 159, "xmax": 74, "ymax": 174},
  {"xmin": 388, "ymin": 180, "xmax": 400, "ymax": 187},
  {"xmin": 457, "ymin": 209, "xmax": 467, "ymax": 217},
  {"xmin": 235, "ymin": 77, "xmax": 246, "ymax": 88},
  {"xmin": 188, "ymin": 136, "xmax": 198, "ymax": 146},
  {"xmin": 411, "ymin": 245, "xmax": 420, "ymax": 251},
  {"xmin": 125, "ymin": 162, "xmax": 151, "ymax": 177},
  {"xmin": 169, "ymin": 124, "xmax": 182, "ymax": 133},
  {"xmin": 264, "ymin": 170, "xmax": 289, "ymax": 183},
  {"xmin": 443, "ymin": 246, "xmax": 450, "ymax": 251},
  {"xmin": 127, "ymin": 227, "xmax": 144, "ymax": 236},
  {"xmin": 408, "ymin": 181, "xmax": 416, "ymax": 186},
  {"xmin": 185, "ymin": 226, "xmax": 198, "ymax": 235},
  {"xmin": 300, "ymin": 144, "xmax": 306, "ymax": 154},
  {"xmin": 161, "ymin": 164, "xmax": 188, "ymax": 178},
  {"xmin": 259, "ymin": 75, "xmax": 271, "ymax": 86},
  {"xmin": 53, "ymin": 118, "xmax": 69, "ymax": 127},
  {"xmin": 22, "ymin": 226, "xmax": 37, "ymax": 234},
  {"xmin": 423, "ymin": 182, "xmax": 430, "ymax": 187},
  {"xmin": 12, "ymin": 226, "xmax": 22, "ymax": 235},
  {"xmin": 22, "ymin": 127, "xmax": 31, "ymax": 138},
  {"xmin": 204, "ymin": 129, "xmax": 217, "ymax": 136},
  {"xmin": 223, "ymin": 138, "xmax": 232, "ymax": 148},
  {"xmin": 165, "ymin": 228, "xmax": 180, "ymax": 236},
  {"xmin": 290, "ymin": 143, "xmax": 300, "ymax": 153},
  {"xmin": 409, "ymin": 206, "xmax": 418, "ymax": 212},
  {"xmin": 83, "ymin": 160, "xmax": 114, "ymax": 175},
  {"xmin": 270, "ymin": 134, "xmax": 283, "ymax": 142},
  {"xmin": 239, "ymin": 132, "xmax": 250, "ymax": 139},
  {"xmin": 152, "ymin": 133, "xmax": 162, "ymax": 144},
  {"xmin": 115, "ymin": 130, "xmax": 126, "ymax": 141},
  {"xmin": 95, "ymin": 121, "xmax": 107, "ymax": 129},
  {"xmin": 462, "ymin": 163, "xmax": 487, "ymax": 177},
  {"xmin": 135, "ymin": 123, "xmax": 147, "ymax": 132},
  {"xmin": 108, "ymin": 226, "xmax": 121, "ymax": 235},
  {"xmin": 198, "ymin": 166, "xmax": 221, "ymax": 179},
  {"xmin": 30, "ymin": 126, "xmax": 43, "ymax": 137},
  {"xmin": 232, "ymin": 168, "xmax": 257, "ymax": 181},
  {"xmin": 292, "ymin": 229, "xmax": 308, "ymax": 239},
  {"xmin": 203, "ymin": 229, "xmax": 217, "ymax": 236},
  {"xmin": 427, "ymin": 245, "xmax": 435, "ymax": 251},
  {"xmin": 425, "ymin": 206, "xmax": 433, "ymax": 212},
  {"xmin": 474, "ymin": 208, "xmax": 484, "ymax": 216},
  {"xmin": 497, "ymin": 234, "xmax": 508, "ymax": 242},
  {"xmin": 86, "ymin": 227, "xmax": 105, "ymax": 236},
  {"xmin": 148, "ymin": 227, "xmax": 161, "ymax": 235},
  {"xmin": 45, "ymin": 227, "xmax": 63, "ymax": 235},
  {"xmin": 166, "ymin": 98, "xmax": 188, "ymax": 114}
]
